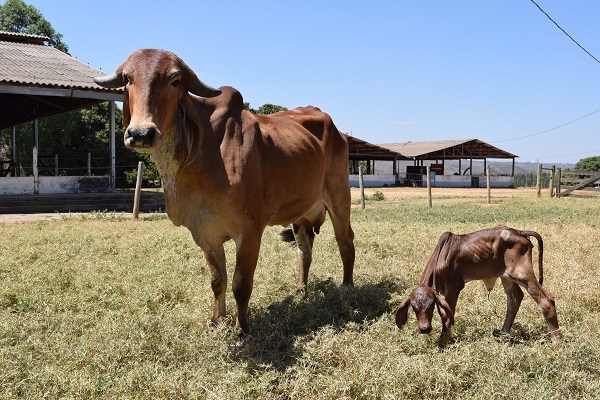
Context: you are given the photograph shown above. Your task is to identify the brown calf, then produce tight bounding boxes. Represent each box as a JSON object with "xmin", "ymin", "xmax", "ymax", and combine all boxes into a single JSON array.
[{"xmin": 396, "ymin": 226, "xmax": 561, "ymax": 342}]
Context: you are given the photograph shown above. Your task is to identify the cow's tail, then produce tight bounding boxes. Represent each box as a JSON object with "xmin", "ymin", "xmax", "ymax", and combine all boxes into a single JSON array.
[
  {"xmin": 519, "ymin": 230, "xmax": 544, "ymax": 286},
  {"xmin": 280, "ymin": 228, "xmax": 296, "ymax": 243}
]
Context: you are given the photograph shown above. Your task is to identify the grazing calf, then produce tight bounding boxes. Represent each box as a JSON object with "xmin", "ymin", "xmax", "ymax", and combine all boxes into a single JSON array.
[{"xmin": 396, "ymin": 226, "xmax": 562, "ymax": 342}]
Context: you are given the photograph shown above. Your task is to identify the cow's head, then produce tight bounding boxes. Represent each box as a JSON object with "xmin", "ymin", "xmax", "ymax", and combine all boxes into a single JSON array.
[
  {"xmin": 396, "ymin": 285, "xmax": 454, "ymax": 334},
  {"xmin": 94, "ymin": 49, "xmax": 221, "ymax": 159}
]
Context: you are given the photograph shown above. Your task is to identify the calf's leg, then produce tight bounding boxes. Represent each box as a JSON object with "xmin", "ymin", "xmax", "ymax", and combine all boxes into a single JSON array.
[
  {"xmin": 500, "ymin": 278, "xmax": 524, "ymax": 333},
  {"xmin": 524, "ymin": 279, "xmax": 562, "ymax": 342}
]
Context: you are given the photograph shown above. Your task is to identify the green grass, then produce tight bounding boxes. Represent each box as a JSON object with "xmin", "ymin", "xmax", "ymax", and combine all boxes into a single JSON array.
[{"xmin": 1, "ymin": 191, "xmax": 599, "ymax": 399}]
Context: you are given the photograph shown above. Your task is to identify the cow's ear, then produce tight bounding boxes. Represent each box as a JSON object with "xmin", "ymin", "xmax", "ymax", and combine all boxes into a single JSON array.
[
  {"xmin": 395, "ymin": 297, "xmax": 411, "ymax": 330},
  {"xmin": 434, "ymin": 293, "xmax": 454, "ymax": 330},
  {"xmin": 122, "ymin": 90, "xmax": 131, "ymax": 128}
]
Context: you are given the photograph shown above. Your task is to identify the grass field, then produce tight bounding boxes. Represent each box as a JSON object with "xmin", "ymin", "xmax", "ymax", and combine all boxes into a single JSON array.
[{"xmin": 1, "ymin": 188, "xmax": 599, "ymax": 399}]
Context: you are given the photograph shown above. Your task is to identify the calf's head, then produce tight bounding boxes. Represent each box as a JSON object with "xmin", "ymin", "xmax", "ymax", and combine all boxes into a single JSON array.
[
  {"xmin": 396, "ymin": 285, "xmax": 454, "ymax": 334},
  {"xmin": 94, "ymin": 49, "xmax": 221, "ymax": 160}
]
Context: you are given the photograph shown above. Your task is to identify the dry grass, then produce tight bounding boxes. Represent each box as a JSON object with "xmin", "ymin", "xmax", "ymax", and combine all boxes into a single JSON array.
[{"xmin": 1, "ymin": 188, "xmax": 599, "ymax": 399}]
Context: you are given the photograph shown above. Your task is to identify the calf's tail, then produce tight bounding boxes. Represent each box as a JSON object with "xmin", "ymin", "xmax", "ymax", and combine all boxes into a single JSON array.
[{"xmin": 519, "ymin": 230, "xmax": 544, "ymax": 286}]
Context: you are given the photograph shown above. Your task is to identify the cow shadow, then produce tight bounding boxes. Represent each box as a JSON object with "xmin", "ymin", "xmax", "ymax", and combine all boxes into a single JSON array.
[{"xmin": 230, "ymin": 278, "xmax": 402, "ymax": 372}]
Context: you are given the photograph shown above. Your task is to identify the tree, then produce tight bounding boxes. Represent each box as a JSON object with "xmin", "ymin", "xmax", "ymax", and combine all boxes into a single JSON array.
[
  {"xmin": 575, "ymin": 156, "xmax": 600, "ymax": 172},
  {"xmin": 0, "ymin": 0, "xmax": 158, "ymax": 186},
  {"xmin": 244, "ymin": 102, "xmax": 288, "ymax": 115},
  {"xmin": 0, "ymin": 0, "xmax": 68, "ymax": 53}
]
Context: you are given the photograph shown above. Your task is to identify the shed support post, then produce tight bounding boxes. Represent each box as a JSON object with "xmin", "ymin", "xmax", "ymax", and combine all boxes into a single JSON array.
[
  {"xmin": 109, "ymin": 100, "xmax": 116, "ymax": 191},
  {"xmin": 33, "ymin": 118, "xmax": 39, "ymax": 194},
  {"xmin": 11, "ymin": 126, "xmax": 18, "ymax": 177}
]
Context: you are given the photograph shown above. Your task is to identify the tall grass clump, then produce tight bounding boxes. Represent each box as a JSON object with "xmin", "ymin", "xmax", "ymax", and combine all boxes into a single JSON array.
[{"xmin": 1, "ymin": 190, "xmax": 599, "ymax": 398}]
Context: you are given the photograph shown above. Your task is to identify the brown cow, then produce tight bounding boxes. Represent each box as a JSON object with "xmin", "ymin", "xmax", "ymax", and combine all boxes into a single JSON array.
[
  {"xmin": 395, "ymin": 226, "xmax": 561, "ymax": 343},
  {"xmin": 94, "ymin": 49, "xmax": 355, "ymax": 337}
]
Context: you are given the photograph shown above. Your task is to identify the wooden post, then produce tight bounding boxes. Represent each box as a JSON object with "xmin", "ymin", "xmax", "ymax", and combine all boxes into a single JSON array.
[
  {"xmin": 54, "ymin": 154, "xmax": 59, "ymax": 176},
  {"xmin": 556, "ymin": 168, "xmax": 562, "ymax": 198},
  {"xmin": 33, "ymin": 147, "xmax": 39, "ymax": 194},
  {"xmin": 87, "ymin": 153, "xmax": 92, "ymax": 176},
  {"xmin": 109, "ymin": 100, "xmax": 116, "ymax": 191},
  {"xmin": 486, "ymin": 164, "xmax": 491, "ymax": 204},
  {"xmin": 426, "ymin": 165, "xmax": 432, "ymax": 208},
  {"xmin": 11, "ymin": 126, "xmax": 18, "ymax": 177},
  {"xmin": 549, "ymin": 166, "xmax": 555, "ymax": 198},
  {"xmin": 536, "ymin": 164, "xmax": 542, "ymax": 197},
  {"xmin": 358, "ymin": 165, "xmax": 365, "ymax": 210},
  {"xmin": 133, "ymin": 161, "xmax": 144, "ymax": 219},
  {"xmin": 33, "ymin": 118, "xmax": 39, "ymax": 194}
]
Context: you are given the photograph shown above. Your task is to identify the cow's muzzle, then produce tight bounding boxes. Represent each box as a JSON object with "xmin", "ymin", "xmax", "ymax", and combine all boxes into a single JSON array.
[{"xmin": 125, "ymin": 126, "xmax": 157, "ymax": 148}]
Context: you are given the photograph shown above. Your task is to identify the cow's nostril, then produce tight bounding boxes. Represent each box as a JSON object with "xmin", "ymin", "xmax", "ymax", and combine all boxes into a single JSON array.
[{"xmin": 126, "ymin": 127, "xmax": 157, "ymax": 144}]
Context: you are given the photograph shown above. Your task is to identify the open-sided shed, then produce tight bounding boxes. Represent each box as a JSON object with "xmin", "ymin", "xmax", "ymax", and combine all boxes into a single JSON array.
[
  {"xmin": 381, "ymin": 139, "xmax": 518, "ymax": 188},
  {"xmin": 0, "ymin": 31, "xmax": 122, "ymax": 195}
]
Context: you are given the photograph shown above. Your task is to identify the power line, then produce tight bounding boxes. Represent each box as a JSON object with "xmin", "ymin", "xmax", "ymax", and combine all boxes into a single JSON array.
[
  {"xmin": 492, "ymin": 108, "xmax": 600, "ymax": 143},
  {"xmin": 536, "ymin": 148, "xmax": 600, "ymax": 160},
  {"xmin": 530, "ymin": 0, "xmax": 600, "ymax": 64}
]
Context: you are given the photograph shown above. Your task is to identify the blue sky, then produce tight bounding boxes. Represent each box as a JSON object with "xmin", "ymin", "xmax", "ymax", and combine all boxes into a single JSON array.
[{"xmin": 24, "ymin": 1, "xmax": 600, "ymax": 163}]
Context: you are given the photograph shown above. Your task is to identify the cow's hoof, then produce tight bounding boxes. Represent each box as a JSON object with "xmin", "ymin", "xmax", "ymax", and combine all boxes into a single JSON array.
[{"xmin": 492, "ymin": 328, "xmax": 509, "ymax": 338}]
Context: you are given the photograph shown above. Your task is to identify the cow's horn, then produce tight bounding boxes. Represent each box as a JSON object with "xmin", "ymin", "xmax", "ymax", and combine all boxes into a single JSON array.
[
  {"xmin": 93, "ymin": 73, "xmax": 126, "ymax": 89},
  {"xmin": 187, "ymin": 77, "xmax": 221, "ymax": 98}
]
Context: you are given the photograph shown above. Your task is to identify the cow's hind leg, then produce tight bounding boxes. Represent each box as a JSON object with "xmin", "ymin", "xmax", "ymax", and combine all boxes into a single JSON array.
[
  {"xmin": 292, "ymin": 223, "xmax": 315, "ymax": 292},
  {"xmin": 499, "ymin": 278, "xmax": 524, "ymax": 334},
  {"xmin": 327, "ymin": 204, "xmax": 355, "ymax": 285},
  {"xmin": 203, "ymin": 245, "xmax": 228, "ymax": 326}
]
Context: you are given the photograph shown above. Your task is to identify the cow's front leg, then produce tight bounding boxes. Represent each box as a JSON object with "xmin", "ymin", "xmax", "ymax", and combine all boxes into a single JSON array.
[
  {"xmin": 202, "ymin": 246, "xmax": 227, "ymax": 326},
  {"xmin": 232, "ymin": 232, "xmax": 263, "ymax": 335}
]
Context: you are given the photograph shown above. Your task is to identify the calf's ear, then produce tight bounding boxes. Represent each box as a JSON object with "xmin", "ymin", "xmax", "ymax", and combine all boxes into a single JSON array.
[
  {"xmin": 435, "ymin": 293, "xmax": 454, "ymax": 330},
  {"xmin": 395, "ymin": 297, "xmax": 411, "ymax": 330}
]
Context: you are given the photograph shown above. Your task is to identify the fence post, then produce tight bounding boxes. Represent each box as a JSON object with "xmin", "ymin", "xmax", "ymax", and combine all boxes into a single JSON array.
[
  {"xmin": 549, "ymin": 165, "xmax": 555, "ymax": 198},
  {"xmin": 87, "ymin": 153, "xmax": 92, "ymax": 176},
  {"xmin": 486, "ymin": 164, "xmax": 491, "ymax": 204},
  {"xmin": 536, "ymin": 164, "xmax": 542, "ymax": 197},
  {"xmin": 426, "ymin": 165, "xmax": 432, "ymax": 208},
  {"xmin": 133, "ymin": 161, "xmax": 144, "ymax": 219},
  {"xmin": 54, "ymin": 154, "xmax": 59, "ymax": 176},
  {"xmin": 358, "ymin": 165, "xmax": 365, "ymax": 210},
  {"xmin": 556, "ymin": 168, "xmax": 562, "ymax": 198}
]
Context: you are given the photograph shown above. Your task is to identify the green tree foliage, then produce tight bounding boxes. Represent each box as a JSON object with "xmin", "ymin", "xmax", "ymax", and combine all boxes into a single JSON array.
[
  {"xmin": 0, "ymin": 0, "xmax": 68, "ymax": 53},
  {"xmin": 0, "ymin": 0, "xmax": 158, "ymax": 186},
  {"xmin": 244, "ymin": 102, "xmax": 288, "ymax": 115},
  {"xmin": 575, "ymin": 156, "xmax": 600, "ymax": 172}
]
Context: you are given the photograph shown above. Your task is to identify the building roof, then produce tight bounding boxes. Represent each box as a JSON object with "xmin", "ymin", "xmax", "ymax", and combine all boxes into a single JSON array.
[
  {"xmin": 0, "ymin": 31, "xmax": 123, "ymax": 129},
  {"xmin": 345, "ymin": 134, "xmax": 408, "ymax": 160},
  {"xmin": 381, "ymin": 139, "xmax": 517, "ymax": 160}
]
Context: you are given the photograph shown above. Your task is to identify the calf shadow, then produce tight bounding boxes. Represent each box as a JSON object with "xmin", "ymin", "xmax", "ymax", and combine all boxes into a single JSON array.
[{"xmin": 231, "ymin": 278, "xmax": 402, "ymax": 371}]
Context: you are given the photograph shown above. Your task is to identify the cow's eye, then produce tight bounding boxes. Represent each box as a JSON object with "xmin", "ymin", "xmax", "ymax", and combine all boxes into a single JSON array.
[
  {"xmin": 122, "ymin": 75, "xmax": 130, "ymax": 85},
  {"xmin": 171, "ymin": 79, "xmax": 180, "ymax": 88}
]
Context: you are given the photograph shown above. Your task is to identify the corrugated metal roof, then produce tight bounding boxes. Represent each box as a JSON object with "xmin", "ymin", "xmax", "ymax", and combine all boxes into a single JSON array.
[
  {"xmin": 345, "ymin": 134, "xmax": 408, "ymax": 160},
  {"xmin": 0, "ymin": 31, "xmax": 120, "ymax": 92},
  {"xmin": 381, "ymin": 139, "xmax": 517, "ymax": 159}
]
